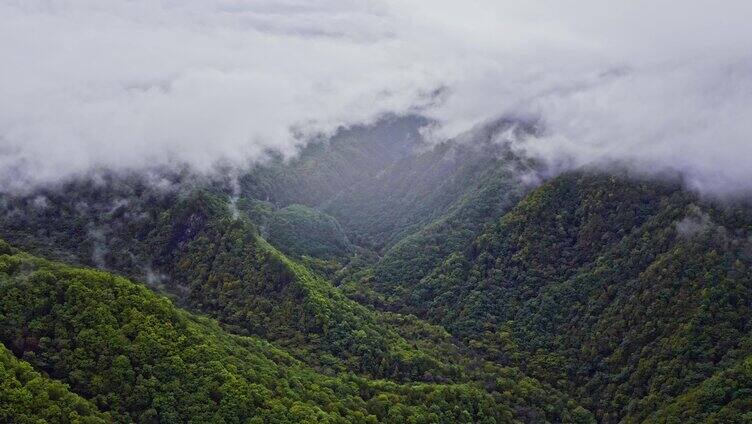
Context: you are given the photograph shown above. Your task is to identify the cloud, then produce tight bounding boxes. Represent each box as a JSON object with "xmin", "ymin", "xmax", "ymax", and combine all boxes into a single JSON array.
[
  {"xmin": 676, "ymin": 205, "xmax": 714, "ymax": 238},
  {"xmin": 1, "ymin": 1, "xmax": 751, "ymax": 196},
  {"xmin": 0, "ymin": 0, "xmax": 436, "ymax": 189}
]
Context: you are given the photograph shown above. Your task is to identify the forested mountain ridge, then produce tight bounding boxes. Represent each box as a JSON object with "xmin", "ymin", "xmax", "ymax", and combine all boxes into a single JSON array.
[
  {"xmin": 0, "ymin": 241, "xmax": 592, "ymax": 423},
  {"xmin": 239, "ymin": 115, "xmax": 427, "ymax": 209},
  {"xmin": 354, "ymin": 171, "xmax": 752, "ymax": 422},
  {"xmin": 0, "ymin": 117, "xmax": 750, "ymax": 422},
  {"xmin": 321, "ymin": 119, "xmax": 539, "ymax": 251},
  {"xmin": 646, "ymin": 355, "xmax": 752, "ymax": 423},
  {"xmin": 0, "ymin": 185, "xmax": 465, "ymax": 382},
  {"xmin": 238, "ymin": 118, "xmax": 545, "ymax": 307},
  {"xmin": 0, "ymin": 160, "xmax": 591, "ymax": 421}
]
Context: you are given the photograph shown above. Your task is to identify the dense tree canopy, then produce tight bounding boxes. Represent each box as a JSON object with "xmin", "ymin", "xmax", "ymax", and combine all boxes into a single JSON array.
[
  {"xmin": 0, "ymin": 120, "xmax": 750, "ymax": 422},
  {"xmin": 0, "ymin": 341, "xmax": 108, "ymax": 423},
  {"xmin": 0, "ymin": 243, "xmax": 592, "ymax": 423},
  {"xmin": 350, "ymin": 172, "xmax": 752, "ymax": 422}
]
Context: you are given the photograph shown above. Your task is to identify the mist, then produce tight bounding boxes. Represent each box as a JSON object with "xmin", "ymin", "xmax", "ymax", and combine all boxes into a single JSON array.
[{"xmin": 1, "ymin": 1, "xmax": 751, "ymax": 196}]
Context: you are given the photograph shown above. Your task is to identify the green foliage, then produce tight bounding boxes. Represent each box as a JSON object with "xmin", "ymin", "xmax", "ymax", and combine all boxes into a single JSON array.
[
  {"xmin": 368, "ymin": 172, "xmax": 752, "ymax": 422},
  {"xmin": 0, "ymin": 177, "xmax": 593, "ymax": 423},
  {"xmin": 646, "ymin": 355, "xmax": 752, "ymax": 423},
  {"xmin": 144, "ymin": 191, "xmax": 464, "ymax": 382},
  {"xmin": 5, "ymin": 119, "xmax": 750, "ymax": 423},
  {"xmin": 0, "ymin": 171, "xmax": 177, "ymax": 277},
  {"xmin": 0, "ymin": 342, "xmax": 108, "ymax": 423},
  {"xmin": 323, "ymin": 128, "xmax": 535, "ymax": 252},
  {"xmin": 371, "ymin": 153, "xmax": 533, "ymax": 298},
  {"xmin": 269, "ymin": 204, "xmax": 353, "ymax": 259},
  {"xmin": 240, "ymin": 200, "xmax": 354, "ymax": 259},
  {"xmin": 0, "ymin": 247, "xmax": 518, "ymax": 423},
  {"xmin": 0, "ymin": 184, "xmax": 462, "ymax": 383}
]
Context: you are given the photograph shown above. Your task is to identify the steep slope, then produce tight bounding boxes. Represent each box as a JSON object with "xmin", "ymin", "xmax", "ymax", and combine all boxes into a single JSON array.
[
  {"xmin": 145, "ymin": 191, "xmax": 463, "ymax": 381},
  {"xmin": 0, "ymin": 242, "xmax": 592, "ymax": 423},
  {"xmin": 4, "ymin": 118, "xmax": 750, "ymax": 422},
  {"xmin": 0, "ymin": 342, "xmax": 108, "ymax": 423},
  {"xmin": 280, "ymin": 120, "xmax": 541, "ymax": 308},
  {"xmin": 0, "ymin": 177, "xmax": 594, "ymax": 423},
  {"xmin": 646, "ymin": 355, "xmax": 752, "ymax": 423},
  {"xmin": 242, "ymin": 200, "xmax": 354, "ymax": 260},
  {"xmin": 368, "ymin": 149, "xmax": 536, "ymax": 300},
  {"xmin": 240, "ymin": 115, "xmax": 426, "ymax": 207},
  {"xmin": 239, "ymin": 117, "xmax": 538, "ymax": 291},
  {"xmin": 0, "ymin": 170, "xmax": 182, "ymax": 277},
  {"xmin": 322, "ymin": 119, "xmax": 537, "ymax": 251},
  {"xmin": 0, "ymin": 184, "xmax": 462, "ymax": 382},
  {"xmin": 371, "ymin": 172, "xmax": 752, "ymax": 422}
]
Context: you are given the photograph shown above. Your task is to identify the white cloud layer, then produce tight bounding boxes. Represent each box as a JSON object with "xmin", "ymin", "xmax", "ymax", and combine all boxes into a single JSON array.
[{"xmin": 1, "ymin": 0, "xmax": 751, "ymax": 195}]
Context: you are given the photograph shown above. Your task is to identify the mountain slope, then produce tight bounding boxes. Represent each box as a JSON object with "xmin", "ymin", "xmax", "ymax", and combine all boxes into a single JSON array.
[
  {"xmin": 0, "ymin": 179, "xmax": 594, "ymax": 421},
  {"xmin": 242, "ymin": 200, "xmax": 354, "ymax": 260},
  {"xmin": 0, "ymin": 241, "xmax": 593, "ymax": 423},
  {"xmin": 322, "ymin": 119, "xmax": 536, "ymax": 250},
  {"xmin": 2, "ymin": 118, "xmax": 750, "ymax": 422},
  {"xmin": 0, "ymin": 341, "xmax": 108, "ymax": 424},
  {"xmin": 646, "ymin": 355, "xmax": 752, "ymax": 423},
  {"xmin": 368, "ymin": 172, "xmax": 752, "ymax": 422},
  {"xmin": 146, "ymin": 191, "xmax": 463, "ymax": 381},
  {"xmin": 0, "ymin": 185, "xmax": 463, "ymax": 382},
  {"xmin": 240, "ymin": 115, "xmax": 426, "ymax": 208}
]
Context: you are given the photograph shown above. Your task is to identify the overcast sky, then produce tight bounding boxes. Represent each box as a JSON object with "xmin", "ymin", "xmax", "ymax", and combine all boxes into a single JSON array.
[{"xmin": 1, "ymin": 1, "xmax": 751, "ymax": 195}]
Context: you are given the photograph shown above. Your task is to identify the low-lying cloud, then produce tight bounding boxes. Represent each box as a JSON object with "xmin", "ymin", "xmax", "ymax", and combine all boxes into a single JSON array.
[{"xmin": 1, "ymin": 1, "xmax": 751, "ymax": 196}]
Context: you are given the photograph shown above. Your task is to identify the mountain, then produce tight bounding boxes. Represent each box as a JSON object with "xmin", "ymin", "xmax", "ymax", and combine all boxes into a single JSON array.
[
  {"xmin": 0, "ymin": 161, "xmax": 589, "ymax": 421},
  {"xmin": 0, "ymin": 242, "xmax": 496, "ymax": 422},
  {"xmin": 239, "ymin": 115, "xmax": 427, "ymax": 209},
  {"xmin": 350, "ymin": 171, "xmax": 752, "ymax": 422},
  {"xmin": 0, "ymin": 116, "xmax": 750, "ymax": 422},
  {"xmin": 0, "ymin": 240, "xmax": 590, "ymax": 423}
]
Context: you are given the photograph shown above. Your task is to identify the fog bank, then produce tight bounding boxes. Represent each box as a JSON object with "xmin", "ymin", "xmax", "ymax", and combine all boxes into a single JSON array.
[{"xmin": 1, "ymin": 1, "xmax": 751, "ymax": 195}]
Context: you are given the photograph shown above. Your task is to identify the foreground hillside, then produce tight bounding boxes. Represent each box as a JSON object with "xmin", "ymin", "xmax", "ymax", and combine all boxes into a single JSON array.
[
  {"xmin": 0, "ymin": 182, "xmax": 522, "ymax": 390},
  {"xmin": 0, "ymin": 179, "xmax": 443, "ymax": 381},
  {"xmin": 0, "ymin": 241, "xmax": 593, "ymax": 422},
  {"xmin": 0, "ymin": 341, "xmax": 108, "ymax": 423}
]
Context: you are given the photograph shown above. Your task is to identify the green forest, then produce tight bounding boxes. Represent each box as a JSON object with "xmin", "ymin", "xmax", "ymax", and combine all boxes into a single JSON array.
[{"xmin": 0, "ymin": 117, "xmax": 750, "ymax": 423}]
